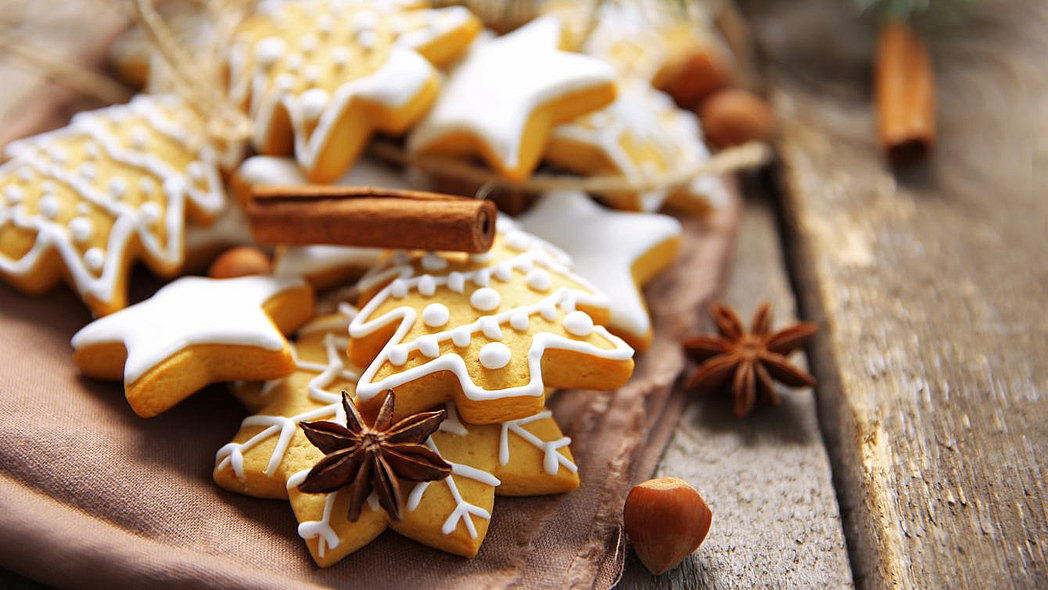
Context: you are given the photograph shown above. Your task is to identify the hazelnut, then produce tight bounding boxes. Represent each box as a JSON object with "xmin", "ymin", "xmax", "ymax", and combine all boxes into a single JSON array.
[
  {"xmin": 208, "ymin": 246, "xmax": 272, "ymax": 279},
  {"xmin": 624, "ymin": 477, "xmax": 712, "ymax": 575},
  {"xmin": 698, "ymin": 88, "xmax": 775, "ymax": 148}
]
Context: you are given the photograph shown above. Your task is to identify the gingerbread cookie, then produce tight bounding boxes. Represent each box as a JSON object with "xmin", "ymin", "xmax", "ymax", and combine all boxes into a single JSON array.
[
  {"xmin": 0, "ymin": 94, "xmax": 241, "ymax": 316},
  {"xmin": 347, "ymin": 220, "xmax": 635, "ymax": 424},
  {"xmin": 231, "ymin": 154, "xmax": 427, "ymax": 288},
  {"xmin": 545, "ymin": 80, "xmax": 729, "ymax": 214},
  {"xmin": 520, "ymin": 190, "xmax": 682, "ymax": 351},
  {"xmin": 228, "ymin": 1, "xmax": 480, "ymax": 182},
  {"xmin": 72, "ymin": 275, "xmax": 314, "ymax": 417},
  {"xmin": 407, "ymin": 15, "xmax": 617, "ymax": 181},
  {"xmin": 214, "ymin": 297, "xmax": 578, "ymax": 564}
]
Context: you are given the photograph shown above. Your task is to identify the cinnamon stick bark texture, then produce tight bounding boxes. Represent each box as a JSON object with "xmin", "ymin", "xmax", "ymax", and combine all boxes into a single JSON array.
[
  {"xmin": 876, "ymin": 20, "xmax": 936, "ymax": 165},
  {"xmin": 247, "ymin": 185, "xmax": 498, "ymax": 253}
]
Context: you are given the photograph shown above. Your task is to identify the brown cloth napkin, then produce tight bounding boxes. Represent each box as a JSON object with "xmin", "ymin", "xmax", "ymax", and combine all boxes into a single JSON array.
[{"xmin": 0, "ymin": 201, "xmax": 736, "ymax": 589}]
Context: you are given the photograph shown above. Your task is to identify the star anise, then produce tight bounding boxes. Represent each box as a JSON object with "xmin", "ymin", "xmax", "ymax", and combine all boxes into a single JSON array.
[
  {"xmin": 298, "ymin": 390, "xmax": 452, "ymax": 521},
  {"xmin": 683, "ymin": 302, "xmax": 817, "ymax": 417}
]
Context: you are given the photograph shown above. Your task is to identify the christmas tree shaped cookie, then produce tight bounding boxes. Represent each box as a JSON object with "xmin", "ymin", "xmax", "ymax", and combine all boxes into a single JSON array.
[
  {"xmin": 228, "ymin": 0, "xmax": 480, "ymax": 182},
  {"xmin": 407, "ymin": 15, "xmax": 617, "ymax": 181},
  {"xmin": 545, "ymin": 80, "xmax": 729, "ymax": 213},
  {"xmin": 214, "ymin": 301, "xmax": 580, "ymax": 564},
  {"xmin": 348, "ymin": 221, "xmax": 635, "ymax": 425},
  {"xmin": 0, "ymin": 94, "xmax": 234, "ymax": 316}
]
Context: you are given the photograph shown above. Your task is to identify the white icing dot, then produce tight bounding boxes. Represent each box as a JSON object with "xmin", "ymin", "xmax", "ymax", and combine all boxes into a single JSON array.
[
  {"xmin": 422, "ymin": 303, "xmax": 450, "ymax": 327},
  {"xmin": 451, "ymin": 326, "xmax": 471, "ymax": 348},
  {"xmin": 510, "ymin": 310, "xmax": 529, "ymax": 331},
  {"xmin": 473, "ymin": 269, "xmax": 491, "ymax": 287},
  {"xmin": 418, "ymin": 274, "xmax": 436, "ymax": 296},
  {"xmin": 129, "ymin": 126, "xmax": 149, "ymax": 149},
  {"xmin": 18, "ymin": 167, "xmax": 33, "ymax": 181},
  {"xmin": 479, "ymin": 316, "xmax": 502, "ymax": 340},
  {"xmin": 139, "ymin": 202, "xmax": 161, "ymax": 224},
  {"xmin": 469, "ymin": 252, "xmax": 491, "ymax": 264},
  {"xmin": 470, "ymin": 287, "xmax": 500, "ymax": 311},
  {"xmin": 418, "ymin": 336, "xmax": 440, "ymax": 358},
  {"xmin": 560, "ymin": 294, "xmax": 577, "ymax": 313},
  {"xmin": 84, "ymin": 143, "xmax": 99, "ymax": 160},
  {"xmin": 4, "ymin": 185, "xmax": 23, "ymax": 203},
  {"xmin": 300, "ymin": 34, "xmax": 318, "ymax": 53},
  {"xmin": 69, "ymin": 216, "xmax": 92, "ymax": 243},
  {"xmin": 38, "ymin": 194, "xmax": 60, "ymax": 219},
  {"xmin": 80, "ymin": 163, "xmax": 96, "ymax": 181},
  {"xmin": 357, "ymin": 29, "xmax": 377, "ymax": 49},
  {"xmin": 525, "ymin": 268, "xmax": 551, "ymax": 292},
  {"xmin": 139, "ymin": 177, "xmax": 157, "ymax": 194},
  {"xmin": 390, "ymin": 279, "xmax": 409, "ymax": 298},
  {"xmin": 479, "ymin": 342, "xmax": 511, "ymax": 370},
  {"xmin": 109, "ymin": 177, "xmax": 127, "ymax": 198},
  {"xmin": 352, "ymin": 10, "xmax": 377, "ymax": 31},
  {"xmin": 84, "ymin": 247, "xmax": 105, "ymax": 271},
  {"xmin": 447, "ymin": 272, "xmax": 465, "ymax": 293},
  {"xmin": 187, "ymin": 161, "xmax": 205, "ymax": 182},
  {"xmin": 275, "ymin": 73, "xmax": 296, "ymax": 90},
  {"xmin": 304, "ymin": 65, "xmax": 322, "ymax": 85},
  {"xmin": 51, "ymin": 148, "xmax": 67, "ymax": 164},
  {"xmin": 317, "ymin": 14, "xmax": 336, "ymax": 33},
  {"xmin": 10, "ymin": 205, "xmax": 28, "ymax": 226},
  {"xmin": 300, "ymin": 88, "xmax": 329, "ymax": 120},
  {"xmin": 494, "ymin": 262, "xmax": 513, "ymax": 282},
  {"xmin": 255, "ymin": 37, "xmax": 286, "ymax": 67},
  {"xmin": 388, "ymin": 346, "xmax": 408, "ymax": 366},
  {"xmin": 563, "ymin": 311, "xmax": 594, "ymax": 337},
  {"xmin": 505, "ymin": 230, "xmax": 531, "ymax": 251},
  {"xmin": 540, "ymin": 301, "xmax": 558, "ymax": 321},
  {"xmin": 421, "ymin": 253, "xmax": 447, "ymax": 271},
  {"xmin": 285, "ymin": 52, "xmax": 304, "ymax": 71},
  {"xmin": 331, "ymin": 47, "xmax": 351, "ymax": 67}
]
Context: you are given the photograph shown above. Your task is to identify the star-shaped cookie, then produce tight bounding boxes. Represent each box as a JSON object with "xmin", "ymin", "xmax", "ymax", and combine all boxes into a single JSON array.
[
  {"xmin": 214, "ymin": 301, "xmax": 579, "ymax": 564},
  {"xmin": 407, "ymin": 15, "xmax": 617, "ymax": 181},
  {"xmin": 228, "ymin": 1, "xmax": 480, "ymax": 182},
  {"xmin": 72, "ymin": 275, "xmax": 314, "ymax": 417},
  {"xmin": 347, "ymin": 220, "xmax": 635, "ymax": 424},
  {"xmin": 519, "ymin": 190, "xmax": 682, "ymax": 351},
  {"xmin": 545, "ymin": 80, "xmax": 729, "ymax": 213}
]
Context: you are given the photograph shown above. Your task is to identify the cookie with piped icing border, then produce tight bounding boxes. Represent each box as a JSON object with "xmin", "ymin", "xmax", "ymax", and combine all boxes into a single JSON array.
[
  {"xmin": 227, "ymin": 0, "xmax": 480, "ymax": 182},
  {"xmin": 0, "ymin": 94, "xmax": 240, "ymax": 316},
  {"xmin": 71, "ymin": 275, "xmax": 314, "ymax": 417},
  {"xmin": 230, "ymin": 154, "xmax": 428, "ymax": 289},
  {"xmin": 347, "ymin": 219, "xmax": 635, "ymax": 425},
  {"xmin": 406, "ymin": 15, "xmax": 617, "ymax": 182},
  {"xmin": 215, "ymin": 306, "xmax": 578, "ymax": 563},
  {"xmin": 545, "ymin": 79, "xmax": 729, "ymax": 214},
  {"xmin": 520, "ymin": 190, "xmax": 682, "ymax": 351}
]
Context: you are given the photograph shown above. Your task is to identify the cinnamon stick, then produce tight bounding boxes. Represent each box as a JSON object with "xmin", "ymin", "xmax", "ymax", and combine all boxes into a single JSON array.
[
  {"xmin": 875, "ymin": 20, "xmax": 936, "ymax": 165},
  {"xmin": 247, "ymin": 185, "xmax": 497, "ymax": 253}
]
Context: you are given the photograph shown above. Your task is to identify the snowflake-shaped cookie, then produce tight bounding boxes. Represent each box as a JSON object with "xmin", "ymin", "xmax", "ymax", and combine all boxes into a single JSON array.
[
  {"xmin": 215, "ymin": 301, "xmax": 579, "ymax": 564},
  {"xmin": 348, "ymin": 220, "xmax": 635, "ymax": 425},
  {"xmin": 228, "ymin": 0, "xmax": 480, "ymax": 181},
  {"xmin": 0, "ymin": 94, "xmax": 234, "ymax": 316}
]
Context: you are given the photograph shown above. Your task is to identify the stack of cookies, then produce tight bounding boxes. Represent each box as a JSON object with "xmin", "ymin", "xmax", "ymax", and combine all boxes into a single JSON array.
[{"xmin": 0, "ymin": 0, "xmax": 731, "ymax": 566}]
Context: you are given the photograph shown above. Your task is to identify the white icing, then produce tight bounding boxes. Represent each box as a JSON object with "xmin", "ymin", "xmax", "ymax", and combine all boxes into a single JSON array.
[
  {"xmin": 347, "ymin": 223, "xmax": 633, "ymax": 404},
  {"xmin": 408, "ymin": 15, "xmax": 615, "ymax": 175},
  {"xmin": 469, "ymin": 287, "xmax": 500, "ymax": 311},
  {"xmin": 406, "ymin": 438, "xmax": 499, "ymax": 538},
  {"xmin": 418, "ymin": 274, "xmax": 436, "ymax": 296},
  {"xmin": 422, "ymin": 302, "xmax": 450, "ymax": 327},
  {"xmin": 420, "ymin": 252, "xmax": 447, "ymax": 271},
  {"xmin": 0, "ymin": 94, "xmax": 228, "ymax": 310},
  {"xmin": 519, "ymin": 190, "xmax": 683, "ymax": 342},
  {"xmin": 479, "ymin": 342, "xmax": 511, "ymax": 370},
  {"xmin": 525, "ymin": 268, "xmax": 551, "ymax": 292},
  {"xmin": 563, "ymin": 310, "xmax": 594, "ymax": 337},
  {"xmin": 498, "ymin": 411, "xmax": 577, "ymax": 475},
  {"xmin": 72, "ymin": 275, "xmax": 305, "ymax": 384},
  {"xmin": 509, "ymin": 310, "xmax": 529, "ymax": 331}
]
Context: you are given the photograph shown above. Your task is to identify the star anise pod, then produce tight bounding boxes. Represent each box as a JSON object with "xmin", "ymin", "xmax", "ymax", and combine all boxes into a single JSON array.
[
  {"xmin": 683, "ymin": 302, "xmax": 817, "ymax": 417},
  {"xmin": 298, "ymin": 390, "xmax": 452, "ymax": 521}
]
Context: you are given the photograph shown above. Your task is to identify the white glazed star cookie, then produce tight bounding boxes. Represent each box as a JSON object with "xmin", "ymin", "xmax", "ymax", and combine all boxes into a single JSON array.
[
  {"xmin": 228, "ymin": 0, "xmax": 480, "ymax": 182},
  {"xmin": 545, "ymin": 80, "xmax": 729, "ymax": 214},
  {"xmin": 347, "ymin": 220, "xmax": 635, "ymax": 425},
  {"xmin": 214, "ymin": 301, "xmax": 579, "ymax": 564},
  {"xmin": 72, "ymin": 275, "xmax": 314, "ymax": 417},
  {"xmin": 520, "ymin": 190, "xmax": 682, "ymax": 351},
  {"xmin": 407, "ymin": 15, "xmax": 617, "ymax": 181},
  {"xmin": 0, "ymin": 94, "xmax": 237, "ymax": 316}
]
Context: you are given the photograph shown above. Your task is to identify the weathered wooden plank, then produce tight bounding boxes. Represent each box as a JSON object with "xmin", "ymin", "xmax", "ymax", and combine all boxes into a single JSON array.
[
  {"xmin": 619, "ymin": 190, "xmax": 854, "ymax": 589},
  {"xmin": 743, "ymin": 0, "xmax": 1048, "ymax": 587}
]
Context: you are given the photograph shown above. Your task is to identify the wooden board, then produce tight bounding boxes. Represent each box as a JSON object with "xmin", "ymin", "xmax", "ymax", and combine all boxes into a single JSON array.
[
  {"xmin": 741, "ymin": 0, "xmax": 1048, "ymax": 587},
  {"xmin": 619, "ymin": 188, "xmax": 854, "ymax": 589}
]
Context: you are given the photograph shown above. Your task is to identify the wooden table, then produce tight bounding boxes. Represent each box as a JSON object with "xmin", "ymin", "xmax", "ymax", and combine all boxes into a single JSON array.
[{"xmin": 2, "ymin": 0, "xmax": 1046, "ymax": 588}]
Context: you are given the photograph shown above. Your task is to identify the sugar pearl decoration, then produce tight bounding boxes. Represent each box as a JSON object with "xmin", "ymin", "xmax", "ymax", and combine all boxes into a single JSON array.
[
  {"xmin": 422, "ymin": 303, "xmax": 450, "ymax": 327},
  {"xmin": 525, "ymin": 268, "xmax": 551, "ymax": 292},
  {"xmin": 479, "ymin": 342, "xmax": 511, "ymax": 370},
  {"xmin": 470, "ymin": 287, "xmax": 500, "ymax": 311},
  {"xmin": 563, "ymin": 311, "xmax": 594, "ymax": 337}
]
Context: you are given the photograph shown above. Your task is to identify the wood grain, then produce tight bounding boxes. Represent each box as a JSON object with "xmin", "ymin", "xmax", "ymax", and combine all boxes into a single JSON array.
[
  {"xmin": 743, "ymin": 0, "xmax": 1048, "ymax": 587},
  {"xmin": 619, "ymin": 191, "xmax": 854, "ymax": 589}
]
